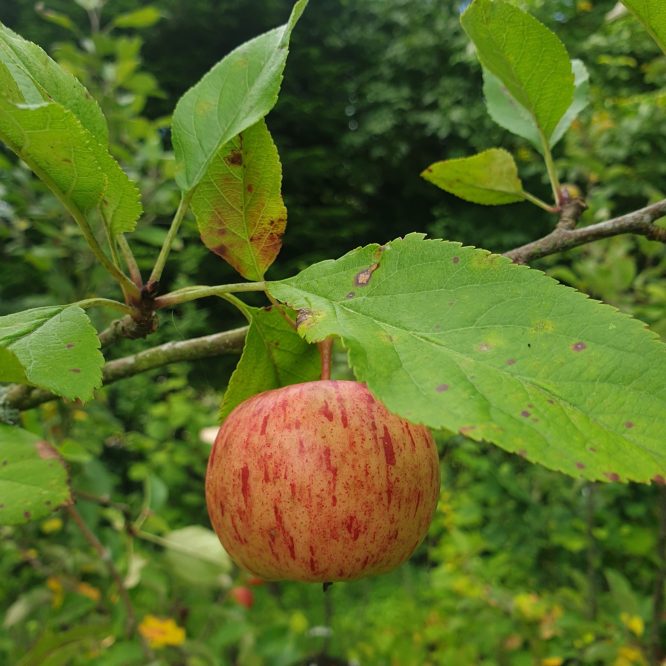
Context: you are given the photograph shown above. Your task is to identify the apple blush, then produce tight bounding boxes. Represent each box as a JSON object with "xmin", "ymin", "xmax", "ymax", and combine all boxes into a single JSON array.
[{"xmin": 205, "ymin": 380, "xmax": 440, "ymax": 582}]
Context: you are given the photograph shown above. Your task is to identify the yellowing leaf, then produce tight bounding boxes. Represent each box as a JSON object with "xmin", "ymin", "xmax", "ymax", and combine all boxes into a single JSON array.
[
  {"xmin": 422, "ymin": 149, "xmax": 524, "ymax": 205},
  {"xmin": 192, "ymin": 120, "xmax": 286, "ymax": 280},
  {"xmin": 513, "ymin": 592, "xmax": 543, "ymax": 620}
]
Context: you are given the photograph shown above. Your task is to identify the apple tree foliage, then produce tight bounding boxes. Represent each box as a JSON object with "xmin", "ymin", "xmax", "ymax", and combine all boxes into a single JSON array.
[{"xmin": 0, "ymin": 0, "xmax": 664, "ymax": 560}]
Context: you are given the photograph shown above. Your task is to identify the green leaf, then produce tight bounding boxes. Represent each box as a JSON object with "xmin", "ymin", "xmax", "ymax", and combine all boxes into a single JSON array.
[
  {"xmin": 171, "ymin": 0, "xmax": 308, "ymax": 192},
  {"xmin": 0, "ymin": 23, "xmax": 142, "ymax": 234},
  {"xmin": 483, "ymin": 60, "xmax": 589, "ymax": 151},
  {"xmin": 16, "ymin": 623, "xmax": 110, "ymax": 666},
  {"xmin": 192, "ymin": 120, "xmax": 287, "ymax": 280},
  {"xmin": 0, "ymin": 21, "xmax": 107, "ymax": 140},
  {"xmin": 622, "ymin": 0, "xmax": 666, "ymax": 54},
  {"xmin": 550, "ymin": 60, "xmax": 590, "ymax": 148},
  {"xmin": 0, "ymin": 425, "xmax": 71, "ymax": 526},
  {"xmin": 35, "ymin": 7, "xmax": 79, "ymax": 34},
  {"xmin": 421, "ymin": 149, "xmax": 524, "ymax": 205},
  {"xmin": 0, "ymin": 305, "xmax": 103, "ymax": 401},
  {"xmin": 163, "ymin": 526, "xmax": 232, "ymax": 588},
  {"xmin": 268, "ymin": 235, "xmax": 666, "ymax": 484},
  {"xmin": 483, "ymin": 68, "xmax": 540, "ymax": 150},
  {"xmin": 0, "ymin": 98, "xmax": 141, "ymax": 235},
  {"xmin": 220, "ymin": 305, "xmax": 320, "ymax": 420},
  {"xmin": 112, "ymin": 6, "xmax": 162, "ymax": 29},
  {"xmin": 0, "ymin": 98, "xmax": 102, "ymax": 213},
  {"xmin": 461, "ymin": 0, "xmax": 574, "ymax": 142},
  {"xmin": 96, "ymin": 149, "xmax": 143, "ymax": 235}
]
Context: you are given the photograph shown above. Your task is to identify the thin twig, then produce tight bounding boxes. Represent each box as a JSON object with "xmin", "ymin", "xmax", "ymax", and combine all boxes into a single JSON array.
[
  {"xmin": 116, "ymin": 234, "xmax": 143, "ymax": 288},
  {"xmin": 65, "ymin": 504, "xmax": 136, "ymax": 636},
  {"xmin": 148, "ymin": 191, "xmax": 193, "ymax": 287},
  {"xmin": 4, "ymin": 326, "xmax": 248, "ymax": 412},
  {"xmin": 505, "ymin": 198, "xmax": 666, "ymax": 264}
]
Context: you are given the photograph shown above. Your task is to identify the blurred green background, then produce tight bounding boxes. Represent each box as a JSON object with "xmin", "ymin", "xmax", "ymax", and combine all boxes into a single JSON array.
[{"xmin": 0, "ymin": 0, "xmax": 665, "ymax": 664}]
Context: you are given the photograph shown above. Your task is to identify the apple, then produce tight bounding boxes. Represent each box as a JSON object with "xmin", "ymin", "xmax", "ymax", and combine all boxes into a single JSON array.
[
  {"xmin": 230, "ymin": 585, "xmax": 254, "ymax": 608},
  {"xmin": 205, "ymin": 380, "xmax": 440, "ymax": 582}
]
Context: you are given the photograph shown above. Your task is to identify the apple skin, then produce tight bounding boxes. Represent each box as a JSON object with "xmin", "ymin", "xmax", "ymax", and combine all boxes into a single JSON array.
[{"xmin": 205, "ymin": 380, "xmax": 440, "ymax": 582}]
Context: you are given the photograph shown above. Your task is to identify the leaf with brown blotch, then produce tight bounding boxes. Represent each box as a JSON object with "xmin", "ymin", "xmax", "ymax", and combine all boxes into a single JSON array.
[
  {"xmin": 0, "ymin": 425, "xmax": 72, "ymax": 526},
  {"xmin": 191, "ymin": 119, "xmax": 287, "ymax": 281}
]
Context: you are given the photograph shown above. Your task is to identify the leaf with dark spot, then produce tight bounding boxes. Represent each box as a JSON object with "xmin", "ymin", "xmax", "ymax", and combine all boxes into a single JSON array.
[
  {"xmin": 0, "ymin": 305, "xmax": 103, "ymax": 401},
  {"xmin": 192, "ymin": 120, "xmax": 286, "ymax": 280},
  {"xmin": 269, "ymin": 234, "xmax": 666, "ymax": 484},
  {"xmin": 354, "ymin": 263, "xmax": 379, "ymax": 287},
  {"xmin": 0, "ymin": 424, "xmax": 71, "ymax": 525}
]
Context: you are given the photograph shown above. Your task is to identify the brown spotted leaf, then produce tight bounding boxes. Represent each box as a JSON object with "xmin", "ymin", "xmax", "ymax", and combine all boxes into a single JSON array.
[
  {"xmin": 269, "ymin": 234, "xmax": 666, "ymax": 484},
  {"xmin": 0, "ymin": 425, "xmax": 71, "ymax": 525},
  {"xmin": 191, "ymin": 119, "xmax": 286, "ymax": 281},
  {"xmin": 0, "ymin": 305, "xmax": 103, "ymax": 401}
]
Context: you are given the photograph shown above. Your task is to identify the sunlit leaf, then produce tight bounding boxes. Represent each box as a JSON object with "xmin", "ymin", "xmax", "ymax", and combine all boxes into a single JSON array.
[{"xmin": 422, "ymin": 149, "xmax": 524, "ymax": 205}]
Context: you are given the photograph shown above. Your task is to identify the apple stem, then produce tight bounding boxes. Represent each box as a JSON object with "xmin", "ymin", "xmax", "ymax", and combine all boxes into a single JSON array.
[
  {"xmin": 318, "ymin": 337, "xmax": 334, "ymax": 381},
  {"xmin": 323, "ymin": 581, "xmax": 333, "ymax": 592}
]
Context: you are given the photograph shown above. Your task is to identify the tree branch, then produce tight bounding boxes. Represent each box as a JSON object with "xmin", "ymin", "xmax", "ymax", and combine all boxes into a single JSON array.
[
  {"xmin": 504, "ymin": 198, "xmax": 666, "ymax": 264},
  {"xmin": 4, "ymin": 326, "xmax": 248, "ymax": 412}
]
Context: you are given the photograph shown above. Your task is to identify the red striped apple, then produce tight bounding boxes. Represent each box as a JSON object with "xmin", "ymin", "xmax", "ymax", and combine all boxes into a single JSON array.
[{"xmin": 205, "ymin": 380, "xmax": 440, "ymax": 582}]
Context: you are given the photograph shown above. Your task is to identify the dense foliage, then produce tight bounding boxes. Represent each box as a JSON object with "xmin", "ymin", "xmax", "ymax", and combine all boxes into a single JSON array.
[{"xmin": 0, "ymin": 1, "xmax": 664, "ymax": 664}]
